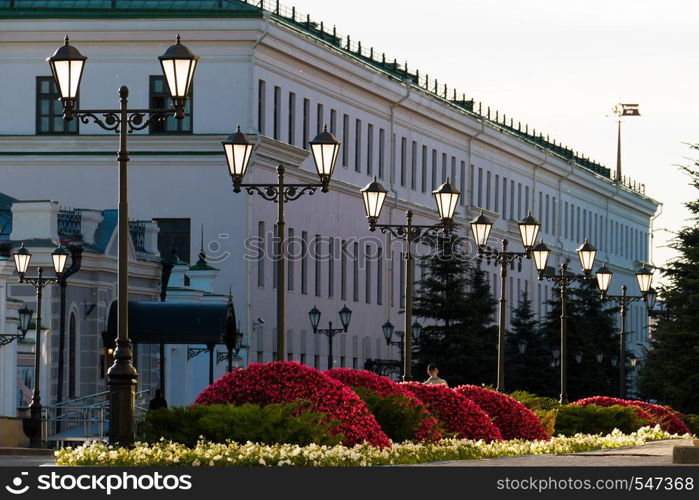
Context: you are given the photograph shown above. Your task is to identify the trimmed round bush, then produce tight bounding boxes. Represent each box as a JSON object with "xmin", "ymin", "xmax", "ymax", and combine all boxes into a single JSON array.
[
  {"xmin": 401, "ymin": 382, "xmax": 502, "ymax": 442},
  {"xmin": 573, "ymin": 396, "xmax": 690, "ymax": 435},
  {"xmin": 195, "ymin": 362, "xmax": 390, "ymax": 447},
  {"xmin": 326, "ymin": 368, "xmax": 442, "ymax": 442},
  {"xmin": 454, "ymin": 385, "xmax": 549, "ymax": 440}
]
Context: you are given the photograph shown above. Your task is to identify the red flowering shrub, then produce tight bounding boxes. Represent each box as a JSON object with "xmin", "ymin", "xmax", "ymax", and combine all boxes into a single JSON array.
[
  {"xmin": 573, "ymin": 396, "xmax": 690, "ymax": 434},
  {"xmin": 326, "ymin": 368, "xmax": 442, "ymax": 442},
  {"xmin": 401, "ymin": 382, "xmax": 502, "ymax": 442},
  {"xmin": 195, "ymin": 362, "xmax": 390, "ymax": 447},
  {"xmin": 454, "ymin": 385, "xmax": 549, "ymax": 441}
]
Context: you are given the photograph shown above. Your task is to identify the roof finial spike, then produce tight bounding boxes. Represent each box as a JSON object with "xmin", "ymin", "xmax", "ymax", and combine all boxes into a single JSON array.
[
  {"xmin": 197, "ymin": 224, "xmax": 206, "ymax": 265},
  {"xmin": 176, "ymin": 34, "xmax": 181, "ymax": 44},
  {"xmin": 64, "ymin": 34, "xmax": 69, "ymax": 45}
]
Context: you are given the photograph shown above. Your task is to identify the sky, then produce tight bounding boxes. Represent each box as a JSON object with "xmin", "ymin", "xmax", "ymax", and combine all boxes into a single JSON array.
[{"xmin": 288, "ymin": 0, "xmax": 699, "ymax": 273}]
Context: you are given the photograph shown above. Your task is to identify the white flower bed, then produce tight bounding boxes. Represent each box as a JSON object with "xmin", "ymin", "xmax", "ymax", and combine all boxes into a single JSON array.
[{"xmin": 55, "ymin": 426, "xmax": 688, "ymax": 467}]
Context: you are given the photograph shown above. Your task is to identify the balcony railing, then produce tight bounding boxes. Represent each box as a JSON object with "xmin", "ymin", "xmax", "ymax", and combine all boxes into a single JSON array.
[
  {"xmin": 58, "ymin": 207, "xmax": 82, "ymax": 242},
  {"xmin": 129, "ymin": 220, "xmax": 147, "ymax": 253}
]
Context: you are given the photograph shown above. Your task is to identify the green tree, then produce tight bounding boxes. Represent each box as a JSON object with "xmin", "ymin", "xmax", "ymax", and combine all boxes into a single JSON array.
[
  {"xmin": 413, "ymin": 233, "xmax": 498, "ymax": 387},
  {"xmin": 639, "ymin": 146, "xmax": 699, "ymax": 414},
  {"xmin": 505, "ymin": 290, "xmax": 554, "ymax": 395}
]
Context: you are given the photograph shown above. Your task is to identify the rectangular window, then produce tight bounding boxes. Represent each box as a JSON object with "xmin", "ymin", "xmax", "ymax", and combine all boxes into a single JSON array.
[
  {"xmin": 342, "ymin": 114, "xmax": 350, "ymax": 168},
  {"xmin": 538, "ymin": 191, "xmax": 543, "ymax": 227},
  {"xmin": 470, "ymin": 165, "xmax": 475, "ymax": 206},
  {"xmin": 316, "ymin": 103, "xmax": 324, "ymax": 134},
  {"xmin": 377, "ymin": 247, "xmax": 383, "ymax": 305},
  {"xmin": 303, "ymin": 98, "xmax": 310, "ymax": 148},
  {"xmin": 510, "ymin": 180, "xmax": 515, "ymax": 219},
  {"xmin": 431, "ymin": 149, "xmax": 438, "ymax": 190},
  {"xmin": 154, "ymin": 218, "xmax": 191, "ymax": 264},
  {"xmin": 477, "ymin": 168, "xmax": 483, "ymax": 207},
  {"xmin": 441, "ymin": 153, "xmax": 447, "ymax": 182},
  {"xmin": 422, "ymin": 146, "xmax": 429, "ymax": 193},
  {"xmin": 486, "ymin": 171, "xmax": 492, "ymax": 210},
  {"xmin": 149, "ymin": 76, "xmax": 192, "ymax": 134},
  {"xmin": 367, "ymin": 124, "xmax": 374, "ymax": 176},
  {"xmin": 355, "ymin": 119, "xmax": 362, "ymax": 172},
  {"xmin": 583, "ymin": 209, "xmax": 587, "ymax": 238},
  {"xmin": 273, "ymin": 86, "xmax": 281, "ymax": 140},
  {"xmin": 328, "ymin": 237, "xmax": 335, "ymax": 297},
  {"xmin": 411, "ymin": 141, "xmax": 417, "ymax": 190},
  {"xmin": 400, "ymin": 137, "xmax": 407, "ymax": 186},
  {"xmin": 576, "ymin": 207, "xmax": 581, "ymax": 242},
  {"xmin": 315, "ymin": 235, "xmax": 322, "ymax": 297},
  {"xmin": 459, "ymin": 161, "xmax": 466, "ymax": 205},
  {"xmin": 288, "ymin": 228, "xmax": 294, "ymax": 291},
  {"xmin": 517, "ymin": 183, "xmax": 522, "ymax": 219},
  {"xmin": 365, "ymin": 245, "xmax": 372, "ymax": 304},
  {"xmin": 36, "ymin": 77, "xmax": 78, "ymax": 134},
  {"xmin": 301, "ymin": 231, "xmax": 308, "ymax": 294},
  {"xmin": 502, "ymin": 176, "xmax": 507, "ymax": 217},
  {"xmin": 552, "ymin": 197, "xmax": 557, "ymax": 237},
  {"xmin": 545, "ymin": 194, "xmax": 550, "ymax": 234},
  {"xmin": 288, "ymin": 92, "xmax": 296, "ymax": 145},
  {"xmin": 564, "ymin": 202, "xmax": 569, "ymax": 239},
  {"xmin": 451, "ymin": 156, "xmax": 456, "ymax": 183},
  {"xmin": 378, "ymin": 128, "xmax": 386, "ymax": 179},
  {"xmin": 494, "ymin": 175, "xmax": 500, "ymax": 213},
  {"xmin": 341, "ymin": 240, "xmax": 347, "ymax": 300},
  {"xmin": 257, "ymin": 79, "xmax": 266, "ymax": 135},
  {"xmin": 353, "ymin": 241, "xmax": 359, "ymax": 302},
  {"xmin": 257, "ymin": 221, "xmax": 265, "ymax": 287},
  {"xmin": 330, "ymin": 108, "xmax": 337, "ymax": 135}
]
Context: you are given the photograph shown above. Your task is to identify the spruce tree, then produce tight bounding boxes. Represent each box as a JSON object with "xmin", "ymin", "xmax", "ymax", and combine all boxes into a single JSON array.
[
  {"xmin": 463, "ymin": 260, "xmax": 498, "ymax": 385},
  {"xmin": 639, "ymin": 146, "xmax": 699, "ymax": 413},
  {"xmin": 505, "ymin": 290, "xmax": 553, "ymax": 394}
]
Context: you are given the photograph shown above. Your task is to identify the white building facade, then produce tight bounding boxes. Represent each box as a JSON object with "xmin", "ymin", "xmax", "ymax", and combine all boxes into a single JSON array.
[{"xmin": 0, "ymin": 1, "xmax": 658, "ymax": 392}]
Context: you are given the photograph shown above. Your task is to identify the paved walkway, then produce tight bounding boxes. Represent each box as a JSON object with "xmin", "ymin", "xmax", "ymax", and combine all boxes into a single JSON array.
[{"xmin": 414, "ymin": 439, "xmax": 697, "ymax": 466}]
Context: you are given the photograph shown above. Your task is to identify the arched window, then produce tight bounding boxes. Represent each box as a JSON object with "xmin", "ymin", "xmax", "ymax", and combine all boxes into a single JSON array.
[{"xmin": 68, "ymin": 312, "xmax": 77, "ymax": 399}]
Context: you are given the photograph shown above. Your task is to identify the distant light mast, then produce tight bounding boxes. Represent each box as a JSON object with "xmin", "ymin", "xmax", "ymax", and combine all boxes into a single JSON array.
[{"xmin": 612, "ymin": 103, "xmax": 640, "ymax": 182}]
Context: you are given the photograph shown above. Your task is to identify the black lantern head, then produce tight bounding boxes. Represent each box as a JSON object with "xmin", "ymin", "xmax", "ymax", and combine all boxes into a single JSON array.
[
  {"xmin": 309, "ymin": 125, "xmax": 340, "ymax": 191},
  {"xmin": 308, "ymin": 305, "xmax": 321, "ymax": 333},
  {"xmin": 338, "ymin": 305, "xmax": 352, "ymax": 332},
  {"xmin": 46, "ymin": 36, "xmax": 87, "ymax": 120},
  {"xmin": 382, "ymin": 321, "xmax": 395, "ymax": 345},
  {"xmin": 158, "ymin": 35, "xmax": 198, "ymax": 118}
]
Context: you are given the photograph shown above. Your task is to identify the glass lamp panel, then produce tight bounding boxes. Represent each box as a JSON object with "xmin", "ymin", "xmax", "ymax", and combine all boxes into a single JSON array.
[
  {"xmin": 311, "ymin": 142, "xmax": 340, "ymax": 178},
  {"xmin": 635, "ymin": 266, "xmax": 653, "ymax": 293},
  {"xmin": 361, "ymin": 178, "xmax": 388, "ymax": 219},
  {"xmin": 432, "ymin": 179, "xmax": 460, "ymax": 221},
  {"xmin": 531, "ymin": 241, "xmax": 550, "ymax": 272},
  {"xmin": 469, "ymin": 212, "xmax": 492, "ymax": 247},
  {"xmin": 518, "ymin": 339, "xmax": 528, "ymax": 354},
  {"xmin": 518, "ymin": 211, "xmax": 540, "ymax": 249},
  {"xmin": 51, "ymin": 246, "xmax": 70, "ymax": 275},
  {"xmin": 576, "ymin": 239, "xmax": 597, "ymax": 272},
  {"xmin": 338, "ymin": 305, "xmax": 352, "ymax": 331},
  {"xmin": 382, "ymin": 321, "xmax": 394, "ymax": 343},
  {"xmin": 552, "ymin": 347, "xmax": 561, "ymax": 360},
  {"xmin": 646, "ymin": 287, "xmax": 657, "ymax": 310},
  {"xmin": 13, "ymin": 245, "xmax": 31, "ymax": 275},
  {"xmin": 596, "ymin": 350, "xmax": 604, "ymax": 363},
  {"xmin": 158, "ymin": 36, "xmax": 198, "ymax": 99},
  {"xmin": 412, "ymin": 321, "xmax": 422, "ymax": 341},
  {"xmin": 18, "ymin": 307, "xmax": 33, "ymax": 334},
  {"xmin": 575, "ymin": 350, "xmax": 583, "ymax": 363},
  {"xmin": 308, "ymin": 306, "xmax": 321, "ymax": 331},
  {"xmin": 222, "ymin": 126, "xmax": 253, "ymax": 178},
  {"xmin": 595, "ymin": 264, "xmax": 613, "ymax": 292}
]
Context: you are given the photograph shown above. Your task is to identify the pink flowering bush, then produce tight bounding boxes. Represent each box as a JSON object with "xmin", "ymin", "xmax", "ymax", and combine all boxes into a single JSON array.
[
  {"xmin": 573, "ymin": 396, "xmax": 690, "ymax": 435},
  {"xmin": 401, "ymin": 382, "xmax": 502, "ymax": 442},
  {"xmin": 195, "ymin": 362, "xmax": 390, "ymax": 447},
  {"xmin": 326, "ymin": 368, "xmax": 442, "ymax": 442},
  {"xmin": 454, "ymin": 385, "xmax": 550, "ymax": 441}
]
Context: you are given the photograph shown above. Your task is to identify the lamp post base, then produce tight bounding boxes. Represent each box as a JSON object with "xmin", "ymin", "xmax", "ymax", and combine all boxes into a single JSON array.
[
  {"xmin": 22, "ymin": 409, "xmax": 42, "ymax": 448},
  {"xmin": 107, "ymin": 365, "xmax": 138, "ymax": 446}
]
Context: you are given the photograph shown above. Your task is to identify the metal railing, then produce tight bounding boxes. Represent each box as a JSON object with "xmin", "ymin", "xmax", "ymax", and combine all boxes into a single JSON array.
[
  {"xmin": 57, "ymin": 207, "xmax": 82, "ymax": 241},
  {"xmin": 43, "ymin": 389, "xmax": 151, "ymax": 445},
  {"xmin": 129, "ymin": 220, "xmax": 147, "ymax": 252}
]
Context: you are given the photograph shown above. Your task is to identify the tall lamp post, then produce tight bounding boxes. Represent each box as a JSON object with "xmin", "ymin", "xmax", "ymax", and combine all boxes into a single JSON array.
[
  {"xmin": 382, "ymin": 320, "xmax": 422, "ymax": 373},
  {"xmin": 531, "ymin": 239, "xmax": 599, "ymax": 403},
  {"xmin": 48, "ymin": 35, "xmax": 198, "ymax": 445},
  {"xmin": 12, "ymin": 244, "xmax": 69, "ymax": 447},
  {"xmin": 360, "ymin": 177, "xmax": 459, "ymax": 380},
  {"xmin": 308, "ymin": 305, "xmax": 352, "ymax": 369},
  {"xmin": 469, "ymin": 210, "xmax": 541, "ymax": 392},
  {"xmin": 594, "ymin": 263, "xmax": 654, "ymax": 398},
  {"xmin": 224, "ymin": 126, "xmax": 340, "ymax": 362}
]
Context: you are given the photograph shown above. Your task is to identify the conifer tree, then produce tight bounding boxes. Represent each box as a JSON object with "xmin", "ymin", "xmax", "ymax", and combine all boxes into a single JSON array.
[{"xmin": 639, "ymin": 146, "xmax": 699, "ymax": 413}]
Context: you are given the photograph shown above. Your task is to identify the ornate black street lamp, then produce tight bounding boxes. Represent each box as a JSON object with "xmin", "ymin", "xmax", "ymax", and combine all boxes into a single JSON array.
[
  {"xmin": 0, "ymin": 305, "xmax": 33, "ymax": 348},
  {"xmin": 361, "ymin": 178, "xmax": 459, "ymax": 380},
  {"xmin": 469, "ymin": 210, "xmax": 541, "ymax": 392},
  {"xmin": 12, "ymin": 244, "xmax": 69, "ymax": 447},
  {"xmin": 48, "ymin": 35, "xmax": 198, "ymax": 446},
  {"xmin": 382, "ymin": 320, "xmax": 422, "ymax": 373},
  {"xmin": 532, "ymin": 238, "xmax": 599, "ymax": 403},
  {"xmin": 308, "ymin": 305, "xmax": 352, "ymax": 369},
  {"xmin": 595, "ymin": 263, "xmax": 654, "ymax": 398},
  {"xmin": 225, "ymin": 126, "xmax": 340, "ymax": 362},
  {"xmin": 517, "ymin": 339, "xmax": 528, "ymax": 355}
]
